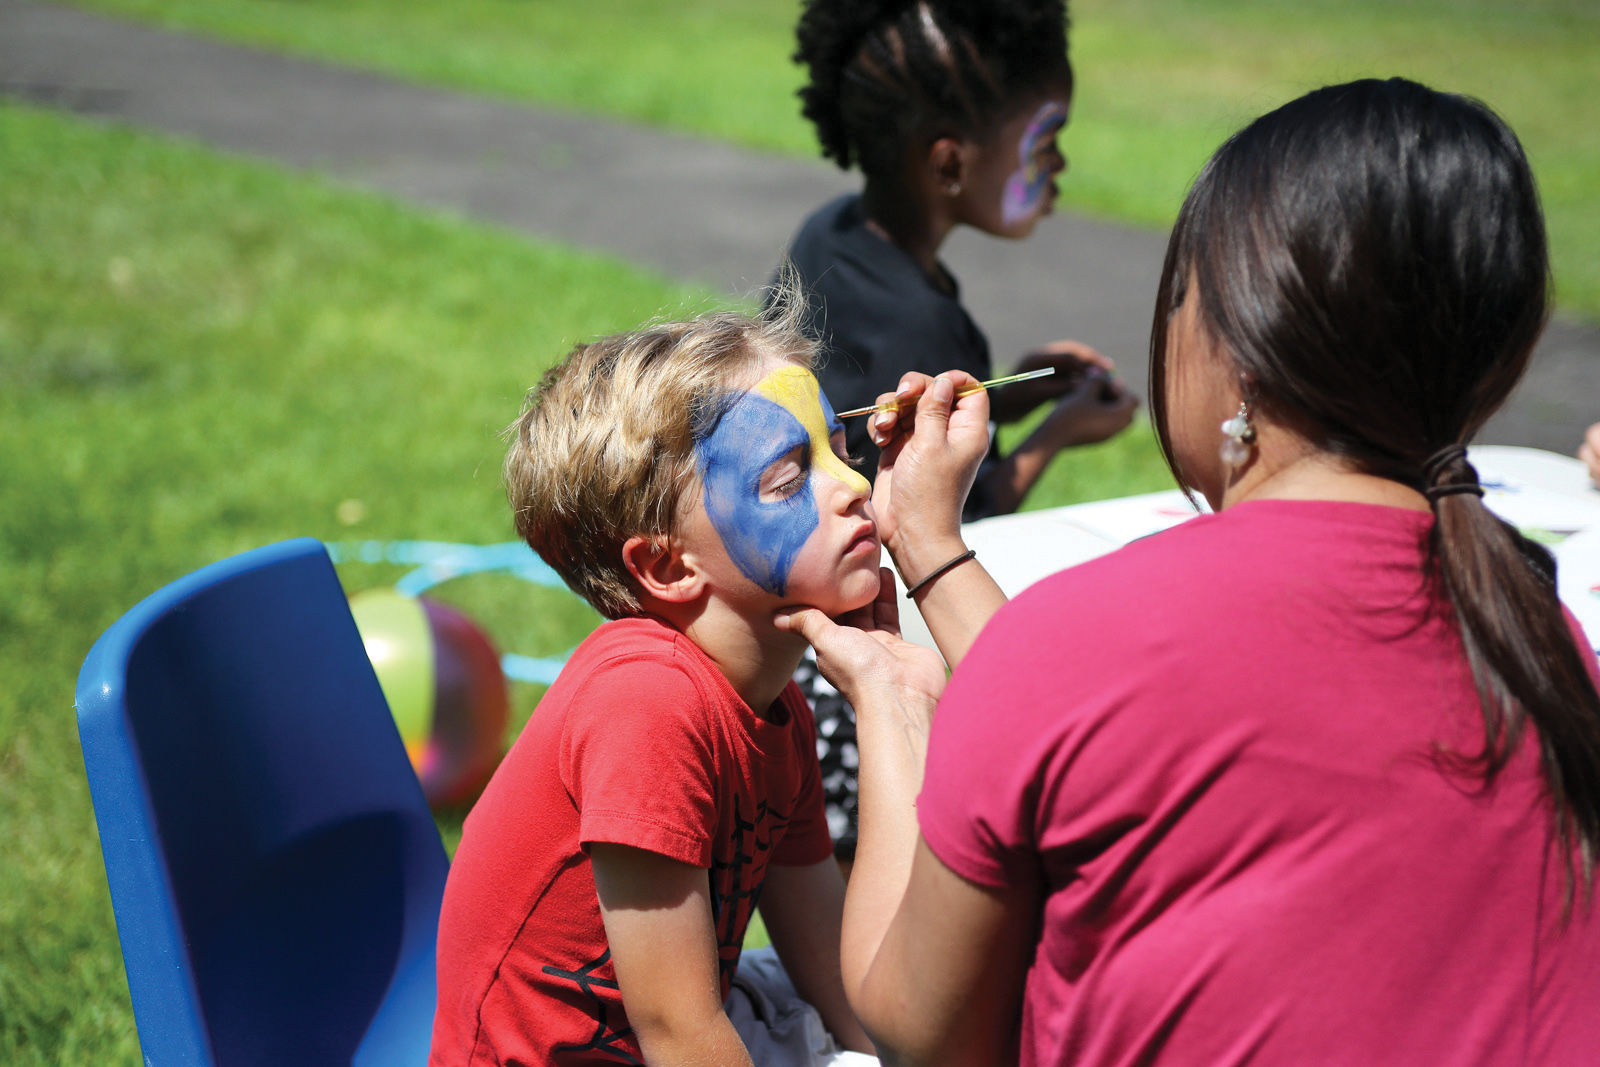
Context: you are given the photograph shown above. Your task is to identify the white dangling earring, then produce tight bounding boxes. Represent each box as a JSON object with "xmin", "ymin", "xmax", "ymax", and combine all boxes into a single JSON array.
[{"xmin": 1219, "ymin": 401, "xmax": 1256, "ymax": 468}]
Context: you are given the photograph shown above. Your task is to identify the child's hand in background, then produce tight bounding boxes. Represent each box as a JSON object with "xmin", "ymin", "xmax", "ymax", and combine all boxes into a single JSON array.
[
  {"xmin": 989, "ymin": 340, "xmax": 1118, "ymax": 424},
  {"xmin": 1580, "ymin": 422, "xmax": 1600, "ymax": 488},
  {"xmin": 1034, "ymin": 360, "xmax": 1140, "ymax": 449}
]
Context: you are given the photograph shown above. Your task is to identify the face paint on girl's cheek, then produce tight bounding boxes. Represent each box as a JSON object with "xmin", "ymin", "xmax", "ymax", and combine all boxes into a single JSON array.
[
  {"xmin": 1001, "ymin": 101, "xmax": 1069, "ymax": 226},
  {"xmin": 695, "ymin": 367, "xmax": 867, "ymax": 597}
]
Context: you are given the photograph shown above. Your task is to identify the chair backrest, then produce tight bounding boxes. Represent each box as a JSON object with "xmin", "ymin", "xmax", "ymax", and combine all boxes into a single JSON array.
[{"xmin": 76, "ymin": 539, "xmax": 449, "ymax": 1066}]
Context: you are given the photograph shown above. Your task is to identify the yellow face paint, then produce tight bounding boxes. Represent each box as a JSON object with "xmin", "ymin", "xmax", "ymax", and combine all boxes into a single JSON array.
[{"xmin": 753, "ymin": 366, "xmax": 870, "ymax": 497}]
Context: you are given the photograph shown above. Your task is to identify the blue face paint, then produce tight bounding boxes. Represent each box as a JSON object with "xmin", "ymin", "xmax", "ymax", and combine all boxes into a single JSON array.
[{"xmin": 695, "ymin": 366, "xmax": 867, "ymax": 596}]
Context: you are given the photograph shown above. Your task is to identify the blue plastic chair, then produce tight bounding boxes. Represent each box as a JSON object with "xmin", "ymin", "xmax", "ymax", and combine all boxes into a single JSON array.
[{"xmin": 75, "ymin": 539, "xmax": 449, "ymax": 1066}]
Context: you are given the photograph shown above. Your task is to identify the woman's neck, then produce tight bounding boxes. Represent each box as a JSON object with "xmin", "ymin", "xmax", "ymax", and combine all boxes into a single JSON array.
[
  {"xmin": 1219, "ymin": 430, "xmax": 1429, "ymax": 513},
  {"xmin": 860, "ymin": 177, "xmax": 954, "ymax": 287}
]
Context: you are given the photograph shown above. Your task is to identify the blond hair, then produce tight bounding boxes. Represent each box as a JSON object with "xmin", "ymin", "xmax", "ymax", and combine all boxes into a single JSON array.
[{"xmin": 505, "ymin": 298, "xmax": 817, "ymax": 619}]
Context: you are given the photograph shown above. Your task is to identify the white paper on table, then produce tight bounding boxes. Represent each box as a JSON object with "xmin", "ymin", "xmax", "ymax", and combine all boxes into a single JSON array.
[
  {"xmin": 1039, "ymin": 488, "xmax": 1207, "ymax": 545},
  {"xmin": 898, "ymin": 490, "xmax": 1204, "ymax": 656},
  {"xmin": 1470, "ymin": 446, "xmax": 1600, "ymax": 535},
  {"xmin": 1554, "ymin": 525, "xmax": 1600, "ymax": 658},
  {"xmin": 895, "ymin": 511, "xmax": 1123, "ymax": 655}
]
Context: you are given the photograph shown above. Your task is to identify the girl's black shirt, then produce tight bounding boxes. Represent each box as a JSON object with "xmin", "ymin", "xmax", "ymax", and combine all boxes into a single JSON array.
[{"xmin": 770, "ymin": 194, "xmax": 999, "ymax": 519}]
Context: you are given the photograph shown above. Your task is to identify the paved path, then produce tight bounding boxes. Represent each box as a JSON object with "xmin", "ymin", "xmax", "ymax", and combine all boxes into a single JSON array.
[{"xmin": 2, "ymin": 0, "xmax": 1593, "ymax": 452}]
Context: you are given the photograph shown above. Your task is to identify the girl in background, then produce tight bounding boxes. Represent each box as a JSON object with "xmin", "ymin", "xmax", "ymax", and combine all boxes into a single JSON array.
[
  {"xmin": 777, "ymin": 0, "xmax": 1137, "ymax": 864},
  {"xmin": 780, "ymin": 0, "xmax": 1137, "ymax": 521}
]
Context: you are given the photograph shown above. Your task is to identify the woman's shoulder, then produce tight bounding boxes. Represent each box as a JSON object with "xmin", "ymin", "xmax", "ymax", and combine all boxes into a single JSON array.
[
  {"xmin": 988, "ymin": 499, "xmax": 1433, "ymax": 642},
  {"xmin": 1002, "ymin": 506, "xmax": 1233, "ymax": 603}
]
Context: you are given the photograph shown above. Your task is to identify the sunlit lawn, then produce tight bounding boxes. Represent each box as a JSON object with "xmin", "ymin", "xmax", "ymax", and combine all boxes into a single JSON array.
[
  {"xmin": 0, "ymin": 101, "xmax": 678, "ymax": 1063},
  {"xmin": 64, "ymin": 0, "xmax": 1600, "ymax": 319}
]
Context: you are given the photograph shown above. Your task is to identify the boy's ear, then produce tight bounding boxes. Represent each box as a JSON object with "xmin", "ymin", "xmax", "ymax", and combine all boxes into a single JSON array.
[{"xmin": 621, "ymin": 535, "xmax": 703, "ymax": 605}]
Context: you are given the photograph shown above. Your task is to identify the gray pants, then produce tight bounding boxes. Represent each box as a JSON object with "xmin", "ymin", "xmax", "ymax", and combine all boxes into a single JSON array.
[{"xmin": 726, "ymin": 947, "xmax": 879, "ymax": 1067}]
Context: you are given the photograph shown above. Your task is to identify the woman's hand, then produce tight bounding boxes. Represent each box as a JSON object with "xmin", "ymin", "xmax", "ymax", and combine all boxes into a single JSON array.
[
  {"xmin": 858, "ymin": 372, "xmax": 1012, "ymax": 667},
  {"xmin": 775, "ymin": 570, "xmax": 946, "ymax": 718},
  {"xmin": 783, "ymin": 574, "xmax": 1034, "ymax": 1067},
  {"xmin": 867, "ymin": 372, "xmax": 991, "ymax": 564}
]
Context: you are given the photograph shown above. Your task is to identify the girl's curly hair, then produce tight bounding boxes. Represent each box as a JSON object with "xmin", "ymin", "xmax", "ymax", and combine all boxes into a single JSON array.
[{"xmin": 795, "ymin": 0, "xmax": 1071, "ymax": 178}]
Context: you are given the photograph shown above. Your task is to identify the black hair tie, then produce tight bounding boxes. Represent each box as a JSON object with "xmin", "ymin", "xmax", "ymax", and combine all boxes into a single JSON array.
[
  {"xmin": 1425, "ymin": 482, "xmax": 1485, "ymax": 502},
  {"xmin": 1420, "ymin": 443, "xmax": 1483, "ymax": 504},
  {"xmin": 1421, "ymin": 444, "xmax": 1468, "ymax": 484}
]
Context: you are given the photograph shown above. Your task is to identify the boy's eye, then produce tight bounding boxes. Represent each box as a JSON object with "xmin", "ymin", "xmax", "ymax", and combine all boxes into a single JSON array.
[
  {"xmin": 772, "ymin": 471, "xmax": 807, "ymax": 498},
  {"xmin": 762, "ymin": 446, "xmax": 808, "ymax": 500}
]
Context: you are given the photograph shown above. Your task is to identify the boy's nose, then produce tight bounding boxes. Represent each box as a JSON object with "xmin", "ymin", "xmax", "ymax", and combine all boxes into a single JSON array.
[
  {"xmin": 813, "ymin": 443, "xmax": 870, "ymax": 501},
  {"xmin": 842, "ymin": 464, "xmax": 872, "ymax": 502},
  {"xmin": 819, "ymin": 464, "xmax": 871, "ymax": 510}
]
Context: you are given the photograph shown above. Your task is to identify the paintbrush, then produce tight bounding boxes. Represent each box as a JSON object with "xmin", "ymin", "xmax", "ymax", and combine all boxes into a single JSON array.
[{"xmin": 834, "ymin": 366, "xmax": 1057, "ymax": 419}]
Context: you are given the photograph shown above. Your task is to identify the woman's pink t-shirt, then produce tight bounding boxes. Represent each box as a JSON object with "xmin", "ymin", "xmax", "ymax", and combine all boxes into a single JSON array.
[{"xmin": 921, "ymin": 500, "xmax": 1600, "ymax": 1065}]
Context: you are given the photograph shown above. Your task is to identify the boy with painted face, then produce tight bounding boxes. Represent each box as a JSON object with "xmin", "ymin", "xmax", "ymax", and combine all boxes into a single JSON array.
[{"xmin": 430, "ymin": 304, "xmax": 878, "ymax": 1066}]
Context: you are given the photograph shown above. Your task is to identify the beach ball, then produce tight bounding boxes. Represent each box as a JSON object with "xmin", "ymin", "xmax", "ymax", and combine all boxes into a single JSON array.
[{"xmin": 348, "ymin": 589, "xmax": 509, "ymax": 808}]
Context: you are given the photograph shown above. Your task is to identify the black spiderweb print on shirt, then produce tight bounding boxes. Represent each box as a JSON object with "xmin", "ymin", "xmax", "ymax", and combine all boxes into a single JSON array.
[
  {"xmin": 539, "ymin": 795, "xmax": 789, "ymax": 1061},
  {"xmin": 710, "ymin": 793, "xmax": 791, "ymax": 991},
  {"xmin": 544, "ymin": 949, "xmax": 641, "ymax": 1064}
]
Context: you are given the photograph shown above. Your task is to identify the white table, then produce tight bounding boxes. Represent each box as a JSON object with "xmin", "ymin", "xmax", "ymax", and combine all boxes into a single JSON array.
[{"xmin": 898, "ymin": 446, "xmax": 1600, "ymax": 657}]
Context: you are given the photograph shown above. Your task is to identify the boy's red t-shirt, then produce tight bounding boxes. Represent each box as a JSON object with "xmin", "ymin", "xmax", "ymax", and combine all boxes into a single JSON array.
[{"xmin": 429, "ymin": 615, "xmax": 833, "ymax": 1066}]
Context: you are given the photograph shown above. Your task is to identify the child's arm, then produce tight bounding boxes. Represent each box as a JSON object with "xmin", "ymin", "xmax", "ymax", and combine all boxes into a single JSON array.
[
  {"xmin": 982, "ymin": 368, "xmax": 1139, "ymax": 515},
  {"xmin": 758, "ymin": 858, "xmax": 874, "ymax": 1053},
  {"xmin": 985, "ymin": 341, "xmax": 1113, "ymax": 424},
  {"xmin": 590, "ymin": 842, "xmax": 756, "ymax": 1067}
]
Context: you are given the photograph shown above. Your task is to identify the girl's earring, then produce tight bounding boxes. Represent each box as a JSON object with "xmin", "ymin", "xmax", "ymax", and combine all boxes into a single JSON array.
[
  {"xmin": 1219, "ymin": 401, "xmax": 1256, "ymax": 468},
  {"xmin": 945, "ymin": 182, "xmax": 962, "ymax": 198}
]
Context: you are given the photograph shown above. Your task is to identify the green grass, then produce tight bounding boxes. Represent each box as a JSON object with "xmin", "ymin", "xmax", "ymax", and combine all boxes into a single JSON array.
[
  {"xmin": 1063, "ymin": 0, "xmax": 1600, "ymax": 319},
  {"xmin": 6, "ymin": 3, "xmax": 1592, "ymax": 1059},
  {"xmin": 61, "ymin": 0, "xmax": 1600, "ymax": 320},
  {"xmin": 0, "ymin": 100, "xmax": 685, "ymax": 1064},
  {"xmin": 0, "ymin": 101, "xmax": 1167, "ymax": 1063}
]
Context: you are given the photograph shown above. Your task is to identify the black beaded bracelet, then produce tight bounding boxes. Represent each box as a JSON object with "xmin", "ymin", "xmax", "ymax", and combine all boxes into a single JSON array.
[{"xmin": 903, "ymin": 548, "xmax": 977, "ymax": 599}]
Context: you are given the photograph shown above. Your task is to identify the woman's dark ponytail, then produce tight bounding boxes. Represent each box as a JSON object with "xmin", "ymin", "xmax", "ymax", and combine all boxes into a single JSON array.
[
  {"xmin": 1425, "ymin": 448, "xmax": 1600, "ymax": 883},
  {"xmin": 1151, "ymin": 79, "xmax": 1600, "ymax": 886}
]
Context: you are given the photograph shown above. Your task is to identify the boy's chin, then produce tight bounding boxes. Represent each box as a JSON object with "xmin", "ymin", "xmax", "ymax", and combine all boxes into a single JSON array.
[
  {"xmin": 780, "ymin": 577, "xmax": 880, "ymax": 621},
  {"xmin": 830, "ymin": 575, "xmax": 885, "ymax": 618}
]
